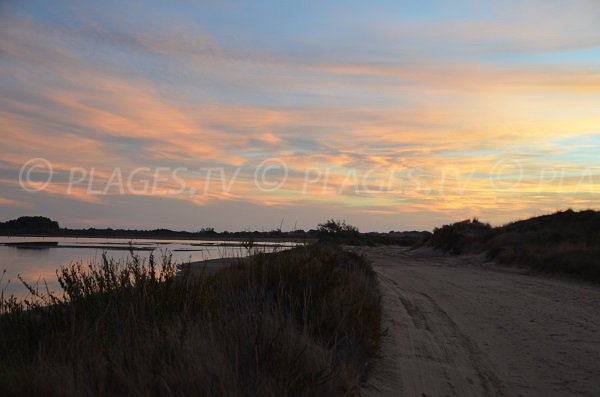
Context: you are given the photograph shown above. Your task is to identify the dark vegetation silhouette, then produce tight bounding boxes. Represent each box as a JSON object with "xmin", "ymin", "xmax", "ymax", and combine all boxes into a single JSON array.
[
  {"xmin": 424, "ymin": 209, "xmax": 600, "ymax": 280},
  {"xmin": 0, "ymin": 216, "xmax": 59, "ymax": 234},
  {"xmin": 317, "ymin": 218, "xmax": 430, "ymax": 246},
  {"xmin": 0, "ymin": 244, "xmax": 381, "ymax": 396}
]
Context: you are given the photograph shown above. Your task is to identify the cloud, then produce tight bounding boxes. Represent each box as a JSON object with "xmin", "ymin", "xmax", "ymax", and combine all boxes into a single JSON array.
[{"xmin": 1, "ymin": 3, "xmax": 599, "ymax": 229}]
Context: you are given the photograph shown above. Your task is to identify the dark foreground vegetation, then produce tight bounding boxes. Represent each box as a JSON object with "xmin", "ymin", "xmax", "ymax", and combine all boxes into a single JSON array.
[
  {"xmin": 0, "ymin": 244, "xmax": 381, "ymax": 396},
  {"xmin": 425, "ymin": 209, "xmax": 600, "ymax": 280}
]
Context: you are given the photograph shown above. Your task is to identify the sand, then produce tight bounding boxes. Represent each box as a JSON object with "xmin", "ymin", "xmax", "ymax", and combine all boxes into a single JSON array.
[
  {"xmin": 359, "ymin": 246, "xmax": 600, "ymax": 397},
  {"xmin": 176, "ymin": 257, "xmax": 244, "ymax": 278}
]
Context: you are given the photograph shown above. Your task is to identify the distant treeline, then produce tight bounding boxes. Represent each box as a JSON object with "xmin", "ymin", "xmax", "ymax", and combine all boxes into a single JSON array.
[
  {"xmin": 0, "ymin": 216, "xmax": 430, "ymax": 246},
  {"xmin": 0, "ymin": 216, "xmax": 60, "ymax": 233}
]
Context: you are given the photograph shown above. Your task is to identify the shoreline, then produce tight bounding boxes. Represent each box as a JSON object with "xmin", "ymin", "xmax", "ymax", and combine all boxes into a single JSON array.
[
  {"xmin": 0, "ymin": 233, "xmax": 315, "ymax": 244},
  {"xmin": 0, "ymin": 236, "xmax": 306, "ymax": 251},
  {"xmin": 176, "ymin": 244, "xmax": 295, "ymax": 277},
  {"xmin": 177, "ymin": 255, "xmax": 251, "ymax": 278}
]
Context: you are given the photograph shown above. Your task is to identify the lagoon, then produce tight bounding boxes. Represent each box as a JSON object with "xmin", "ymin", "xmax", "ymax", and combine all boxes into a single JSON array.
[{"xmin": 0, "ymin": 236, "xmax": 296, "ymax": 297}]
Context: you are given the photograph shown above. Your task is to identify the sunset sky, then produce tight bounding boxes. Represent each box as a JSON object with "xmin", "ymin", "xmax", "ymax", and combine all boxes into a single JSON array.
[{"xmin": 1, "ymin": 0, "xmax": 599, "ymax": 231}]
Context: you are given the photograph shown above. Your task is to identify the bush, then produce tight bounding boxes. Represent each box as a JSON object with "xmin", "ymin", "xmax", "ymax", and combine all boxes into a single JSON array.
[
  {"xmin": 425, "ymin": 210, "xmax": 600, "ymax": 280},
  {"xmin": 427, "ymin": 218, "xmax": 492, "ymax": 254},
  {"xmin": 0, "ymin": 244, "xmax": 381, "ymax": 396}
]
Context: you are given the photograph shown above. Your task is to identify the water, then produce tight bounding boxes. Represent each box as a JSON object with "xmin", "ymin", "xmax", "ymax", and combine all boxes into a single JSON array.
[{"xmin": 0, "ymin": 236, "xmax": 297, "ymax": 297}]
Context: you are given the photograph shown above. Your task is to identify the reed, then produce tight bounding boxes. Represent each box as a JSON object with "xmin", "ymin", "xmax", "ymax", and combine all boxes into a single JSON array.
[{"xmin": 0, "ymin": 244, "xmax": 381, "ymax": 396}]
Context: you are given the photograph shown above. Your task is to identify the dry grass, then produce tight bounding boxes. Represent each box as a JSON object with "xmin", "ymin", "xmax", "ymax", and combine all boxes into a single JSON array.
[
  {"xmin": 425, "ymin": 209, "xmax": 600, "ymax": 280},
  {"xmin": 0, "ymin": 244, "xmax": 381, "ymax": 396}
]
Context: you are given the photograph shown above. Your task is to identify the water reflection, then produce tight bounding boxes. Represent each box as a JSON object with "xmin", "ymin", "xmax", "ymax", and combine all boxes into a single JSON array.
[{"xmin": 0, "ymin": 236, "xmax": 297, "ymax": 297}]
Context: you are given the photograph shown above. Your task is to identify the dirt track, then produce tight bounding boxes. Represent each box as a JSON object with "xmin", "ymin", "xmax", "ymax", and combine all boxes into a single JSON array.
[{"xmin": 360, "ymin": 246, "xmax": 600, "ymax": 397}]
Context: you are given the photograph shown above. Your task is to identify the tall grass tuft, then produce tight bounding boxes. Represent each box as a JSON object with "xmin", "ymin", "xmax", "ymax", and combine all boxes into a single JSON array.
[{"xmin": 0, "ymin": 244, "xmax": 381, "ymax": 396}]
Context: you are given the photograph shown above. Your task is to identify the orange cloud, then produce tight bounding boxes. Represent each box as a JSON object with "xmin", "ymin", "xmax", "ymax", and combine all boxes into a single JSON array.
[{"xmin": 1, "ymin": 10, "xmax": 599, "ymax": 225}]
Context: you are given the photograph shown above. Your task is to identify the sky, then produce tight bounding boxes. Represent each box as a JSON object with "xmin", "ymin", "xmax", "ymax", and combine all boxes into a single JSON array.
[{"xmin": 1, "ymin": 0, "xmax": 599, "ymax": 232}]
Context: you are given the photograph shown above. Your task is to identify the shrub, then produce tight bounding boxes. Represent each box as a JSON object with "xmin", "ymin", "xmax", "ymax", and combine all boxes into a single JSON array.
[
  {"xmin": 0, "ymin": 244, "xmax": 381, "ymax": 396},
  {"xmin": 425, "ymin": 210, "xmax": 600, "ymax": 280}
]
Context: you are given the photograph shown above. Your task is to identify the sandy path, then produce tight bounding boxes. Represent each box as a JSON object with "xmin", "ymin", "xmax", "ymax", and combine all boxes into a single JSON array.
[{"xmin": 360, "ymin": 246, "xmax": 600, "ymax": 397}]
